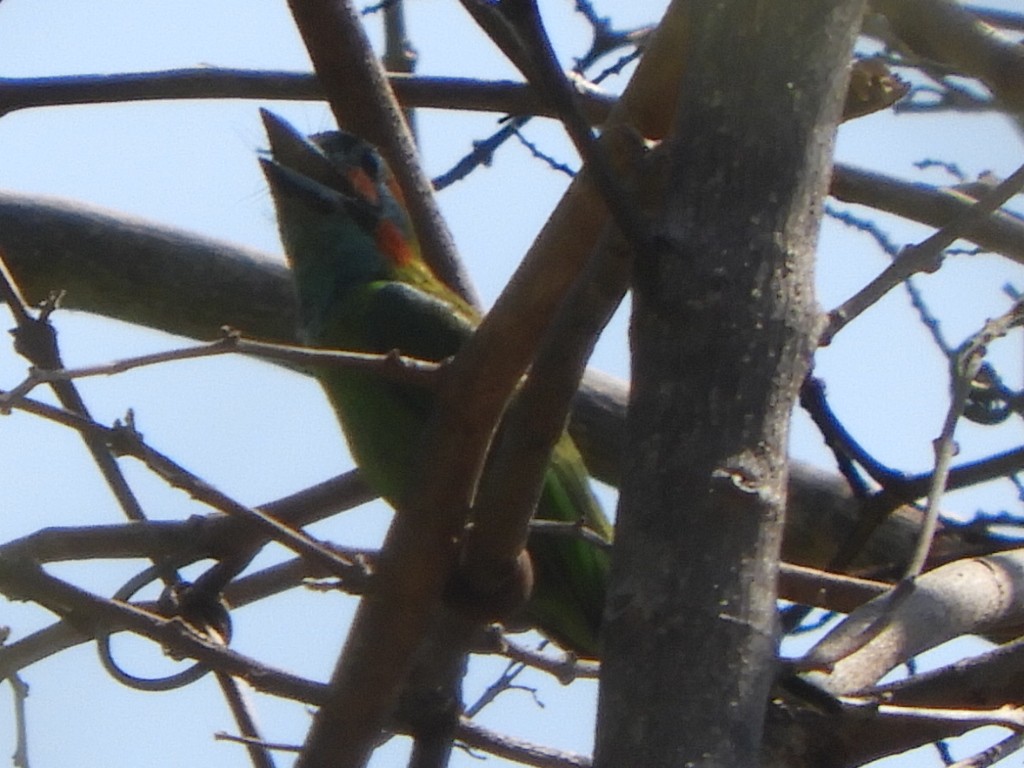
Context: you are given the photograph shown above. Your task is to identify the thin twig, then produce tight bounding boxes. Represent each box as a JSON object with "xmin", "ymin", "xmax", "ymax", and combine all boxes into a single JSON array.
[
  {"xmin": 432, "ymin": 117, "xmax": 526, "ymax": 191},
  {"xmin": 462, "ymin": 659, "xmax": 534, "ymax": 720},
  {"xmin": 1, "ymin": 393, "xmax": 364, "ymax": 579},
  {"xmin": 0, "ymin": 252, "xmax": 155, "ymax": 533},
  {"xmin": 825, "ymin": 161, "xmax": 1024, "ymax": 342},
  {"xmin": 0, "ymin": 331, "xmax": 439, "ymax": 408},
  {"xmin": 216, "ymin": 733, "xmax": 301, "ymax": 754},
  {"xmin": 948, "ymin": 730, "xmax": 1024, "ymax": 768},
  {"xmin": 491, "ymin": 633, "xmax": 600, "ymax": 684},
  {"xmin": 8, "ymin": 673, "xmax": 30, "ymax": 768},
  {"xmin": 216, "ymin": 672, "xmax": 277, "ymax": 768},
  {"xmin": 826, "ymin": 203, "xmax": 954, "ymax": 354},
  {"xmin": 460, "ymin": 0, "xmax": 650, "ymax": 253},
  {"xmin": 455, "ymin": 719, "xmax": 591, "ymax": 768},
  {"xmin": 905, "ymin": 298, "xmax": 1024, "ymax": 578},
  {"xmin": 799, "ymin": 376, "xmax": 900, "ymax": 493}
]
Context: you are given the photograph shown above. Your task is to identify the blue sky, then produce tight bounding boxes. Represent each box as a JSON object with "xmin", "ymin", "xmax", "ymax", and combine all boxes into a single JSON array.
[{"xmin": 0, "ymin": 2, "xmax": 1022, "ymax": 767}]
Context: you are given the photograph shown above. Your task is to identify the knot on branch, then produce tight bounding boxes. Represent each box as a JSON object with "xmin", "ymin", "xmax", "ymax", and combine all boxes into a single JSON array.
[
  {"xmin": 10, "ymin": 311, "xmax": 61, "ymax": 370},
  {"xmin": 108, "ymin": 411, "xmax": 145, "ymax": 456},
  {"xmin": 161, "ymin": 581, "xmax": 233, "ymax": 647},
  {"xmin": 444, "ymin": 548, "xmax": 534, "ymax": 624}
]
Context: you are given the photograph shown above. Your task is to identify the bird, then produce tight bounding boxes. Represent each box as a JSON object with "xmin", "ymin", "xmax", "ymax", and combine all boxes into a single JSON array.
[{"xmin": 259, "ymin": 109, "xmax": 611, "ymax": 658}]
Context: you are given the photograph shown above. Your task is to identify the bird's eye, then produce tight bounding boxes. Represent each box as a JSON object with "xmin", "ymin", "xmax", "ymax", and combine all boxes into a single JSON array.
[{"xmin": 360, "ymin": 150, "xmax": 380, "ymax": 180}]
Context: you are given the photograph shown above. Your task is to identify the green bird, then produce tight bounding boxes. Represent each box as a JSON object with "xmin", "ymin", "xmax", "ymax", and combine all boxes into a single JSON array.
[{"xmin": 259, "ymin": 110, "xmax": 611, "ymax": 658}]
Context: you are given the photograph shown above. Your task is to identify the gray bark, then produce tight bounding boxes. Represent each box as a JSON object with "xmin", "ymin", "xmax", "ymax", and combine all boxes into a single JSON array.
[{"xmin": 595, "ymin": 2, "xmax": 865, "ymax": 766}]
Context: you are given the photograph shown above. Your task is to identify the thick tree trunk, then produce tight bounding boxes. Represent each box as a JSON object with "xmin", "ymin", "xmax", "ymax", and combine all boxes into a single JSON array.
[{"xmin": 595, "ymin": 2, "xmax": 865, "ymax": 766}]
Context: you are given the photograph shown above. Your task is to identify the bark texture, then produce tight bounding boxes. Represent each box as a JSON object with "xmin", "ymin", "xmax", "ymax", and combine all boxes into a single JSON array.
[{"xmin": 595, "ymin": 2, "xmax": 865, "ymax": 766}]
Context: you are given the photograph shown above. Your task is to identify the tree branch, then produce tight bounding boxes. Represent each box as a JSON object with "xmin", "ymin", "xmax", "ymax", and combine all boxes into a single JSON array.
[
  {"xmin": 291, "ymin": 4, "xmax": 695, "ymax": 765},
  {"xmin": 805, "ymin": 549, "xmax": 1024, "ymax": 695},
  {"xmin": 284, "ymin": 0, "xmax": 476, "ymax": 307},
  {"xmin": 596, "ymin": 1, "xmax": 861, "ymax": 764},
  {"xmin": 874, "ymin": 0, "xmax": 1024, "ymax": 113}
]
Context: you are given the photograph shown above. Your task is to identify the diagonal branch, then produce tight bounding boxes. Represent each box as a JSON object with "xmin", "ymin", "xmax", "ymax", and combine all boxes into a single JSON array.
[
  {"xmin": 283, "ymin": 0, "xmax": 476, "ymax": 306},
  {"xmin": 0, "ymin": 255, "xmax": 152, "ymax": 531},
  {"xmin": 292, "ymin": 4, "xmax": 694, "ymax": 766},
  {"xmin": 874, "ymin": 0, "xmax": 1024, "ymax": 113},
  {"xmin": 804, "ymin": 549, "xmax": 1024, "ymax": 696},
  {"xmin": 825, "ymin": 161, "xmax": 1024, "ymax": 341}
]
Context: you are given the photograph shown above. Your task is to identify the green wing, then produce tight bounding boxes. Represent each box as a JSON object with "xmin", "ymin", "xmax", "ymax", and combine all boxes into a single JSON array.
[
  {"xmin": 528, "ymin": 437, "xmax": 610, "ymax": 658},
  {"xmin": 314, "ymin": 279, "xmax": 610, "ymax": 656},
  {"xmin": 312, "ymin": 279, "xmax": 473, "ymax": 502}
]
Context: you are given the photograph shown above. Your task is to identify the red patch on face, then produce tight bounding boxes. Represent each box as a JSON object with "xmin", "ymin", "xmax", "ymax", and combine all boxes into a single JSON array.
[
  {"xmin": 347, "ymin": 167, "xmax": 379, "ymax": 206},
  {"xmin": 386, "ymin": 177, "xmax": 409, "ymax": 209},
  {"xmin": 375, "ymin": 219, "xmax": 414, "ymax": 267}
]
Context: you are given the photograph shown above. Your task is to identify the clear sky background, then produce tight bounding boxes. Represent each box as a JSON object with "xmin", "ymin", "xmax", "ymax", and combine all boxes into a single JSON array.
[{"xmin": 0, "ymin": 1, "xmax": 1022, "ymax": 767}]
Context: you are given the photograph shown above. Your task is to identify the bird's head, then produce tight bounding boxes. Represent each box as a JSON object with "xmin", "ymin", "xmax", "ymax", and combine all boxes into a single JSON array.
[{"xmin": 259, "ymin": 109, "xmax": 420, "ymax": 300}]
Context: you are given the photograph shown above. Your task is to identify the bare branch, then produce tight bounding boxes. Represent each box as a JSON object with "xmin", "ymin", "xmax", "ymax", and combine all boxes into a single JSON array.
[
  {"xmin": 874, "ymin": 0, "xmax": 1024, "ymax": 113},
  {"xmin": 1, "ymin": 331, "xmax": 440, "ymax": 406},
  {"xmin": 0, "ymin": 555, "xmax": 327, "ymax": 705},
  {"xmin": 284, "ymin": 0, "xmax": 475, "ymax": 307},
  {"xmin": 825, "ymin": 162, "xmax": 1024, "ymax": 341},
  {"xmin": 455, "ymin": 719, "xmax": 591, "ymax": 768},
  {"xmin": 291, "ymin": 3, "xmax": 695, "ymax": 764},
  {"xmin": 805, "ymin": 550, "xmax": 1024, "ymax": 695}
]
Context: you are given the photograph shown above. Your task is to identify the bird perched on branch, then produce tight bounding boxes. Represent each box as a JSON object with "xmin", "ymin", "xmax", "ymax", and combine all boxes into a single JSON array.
[{"xmin": 259, "ymin": 109, "xmax": 610, "ymax": 657}]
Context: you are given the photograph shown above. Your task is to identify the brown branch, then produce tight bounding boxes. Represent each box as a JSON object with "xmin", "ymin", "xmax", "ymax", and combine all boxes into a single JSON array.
[
  {"xmin": 874, "ymin": 0, "xmax": 1024, "ymax": 113},
  {"xmin": 459, "ymin": 222, "xmax": 630, "ymax": 601},
  {"xmin": 597, "ymin": 0, "xmax": 857, "ymax": 762},
  {"xmin": 831, "ymin": 165, "xmax": 1024, "ymax": 268},
  {"xmin": 485, "ymin": 632, "xmax": 600, "ymax": 683},
  {"xmin": 284, "ymin": 0, "xmax": 475, "ymax": 307},
  {"xmin": 290, "ymin": 3, "xmax": 694, "ymax": 765},
  {"xmin": 0, "ymin": 470, "xmax": 369, "ymax": 566},
  {"xmin": 874, "ymin": 636, "xmax": 1024, "ymax": 710},
  {"xmin": 382, "ymin": 0, "xmax": 418, "ymax": 141},
  {"xmin": 830, "ymin": 165, "xmax": 1024, "ymax": 264},
  {"xmin": 1, "ymin": 394, "xmax": 366, "ymax": 580},
  {"xmin": 0, "ymin": 191, "xmax": 297, "ymax": 343},
  {"xmin": 1, "ymin": 332, "xmax": 440, "ymax": 407},
  {"xmin": 0, "ymin": 69, "xmax": 321, "ymax": 115},
  {"xmin": 778, "ymin": 563, "xmax": 888, "ymax": 614},
  {"xmin": 455, "ymin": 719, "xmax": 591, "ymax": 768},
  {"xmin": 0, "ymin": 63, "xmax": 915, "ymax": 135},
  {"xmin": 0, "ymin": 69, "xmax": 615, "ymax": 124},
  {"xmin": 869, "ymin": 701, "xmax": 1024, "ymax": 734},
  {"xmin": 0, "ymin": 555, "xmax": 327, "ymax": 705}
]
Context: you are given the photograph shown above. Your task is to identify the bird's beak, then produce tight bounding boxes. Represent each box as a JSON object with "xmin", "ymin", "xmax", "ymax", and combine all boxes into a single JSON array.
[
  {"xmin": 260, "ymin": 109, "xmax": 347, "ymax": 194},
  {"xmin": 259, "ymin": 109, "xmax": 348, "ymax": 212},
  {"xmin": 259, "ymin": 109, "xmax": 380, "ymax": 235}
]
